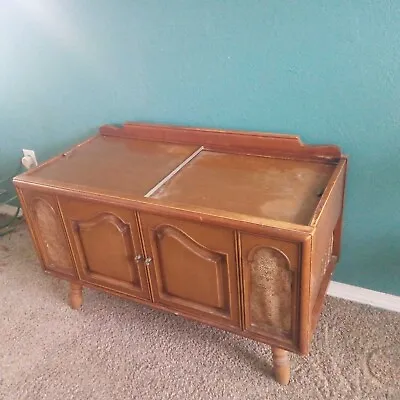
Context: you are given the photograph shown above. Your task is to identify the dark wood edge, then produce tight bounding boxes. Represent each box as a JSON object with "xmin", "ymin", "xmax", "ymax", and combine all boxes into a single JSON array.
[
  {"xmin": 135, "ymin": 211, "xmax": 154, "ymax": 299},
  {"xmin": 14, "ymin": 180, "xmax": 313, "ymax": 239},
  {"xmin": 235, "ymin": 231, "xmax": 245, "ymax": 330},
  {"xmin": 100, "ymin": 122, "xmax": 342, "ymax": 161},
  {"xmin": 310, "ymin": 256, "xmax": 338, "ymax": 336},
  {"xmin": 57, "ymin": 197, "xmax": 84, "ymax": 282},
  {"xmin": 298, "ymin": 235, "xmax": 312, "ymax": 355}
]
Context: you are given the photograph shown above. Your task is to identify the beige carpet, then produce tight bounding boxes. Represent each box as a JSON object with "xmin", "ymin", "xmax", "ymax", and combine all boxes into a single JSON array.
[{"xmin": 1, "ymin": 223, "xmax": 399, "ymax": 400}]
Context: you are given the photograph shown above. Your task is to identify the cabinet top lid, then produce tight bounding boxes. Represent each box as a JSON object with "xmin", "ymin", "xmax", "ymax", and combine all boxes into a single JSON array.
[{"xmin": 14, "ymin": 123, "xmax": 345, "ymax": 229}]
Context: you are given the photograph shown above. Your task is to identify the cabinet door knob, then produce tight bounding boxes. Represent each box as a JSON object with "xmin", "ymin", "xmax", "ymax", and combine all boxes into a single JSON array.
[
  {"xmin": 134, "ymin": 255, "xmax": 143, "ymax": 263},
  {"xmin": 144, "ymin": 257, "xmax": 152, "ymax": 266}
]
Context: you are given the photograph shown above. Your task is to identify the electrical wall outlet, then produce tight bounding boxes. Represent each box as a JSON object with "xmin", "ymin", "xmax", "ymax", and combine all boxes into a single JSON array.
[{"xmin": 22, "ymin": 149, "xmax": 38, "ymax": 169}]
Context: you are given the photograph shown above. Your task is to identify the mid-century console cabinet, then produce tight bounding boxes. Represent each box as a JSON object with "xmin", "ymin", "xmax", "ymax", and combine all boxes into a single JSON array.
[{"xmin": 14, "ymin": 123, "xmax": 347, "ymax": 385}]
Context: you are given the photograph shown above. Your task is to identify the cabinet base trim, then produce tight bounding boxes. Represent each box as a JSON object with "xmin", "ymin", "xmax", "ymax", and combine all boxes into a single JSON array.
[{"xmin": 327, "ymin": 281, "xmax": 400, "ymax": 313}]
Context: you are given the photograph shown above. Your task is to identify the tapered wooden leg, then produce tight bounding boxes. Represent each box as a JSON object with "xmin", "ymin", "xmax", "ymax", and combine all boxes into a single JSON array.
[
  {"xmin": 272, "ymin": 347, "xmax": 290, "ymax": 385},
  {"xmin": 69, "ymin": 282, "xmax": 83, "ymax": 309}
]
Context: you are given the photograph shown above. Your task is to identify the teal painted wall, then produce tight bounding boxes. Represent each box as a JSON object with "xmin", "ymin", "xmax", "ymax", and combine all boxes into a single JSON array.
[{"xmin": 1, "ymin": 1, "xmax": 399, "ymax": 295}]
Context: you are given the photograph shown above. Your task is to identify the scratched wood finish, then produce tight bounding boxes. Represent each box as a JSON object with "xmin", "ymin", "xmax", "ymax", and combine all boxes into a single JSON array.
[
  {"xmin": 19, "ymin": 135, "xmax": 199, "ymax": 199},
  {"xmin": 151, "ymin": 150, "xmax": 335, "ymax": 224},
  {"xmin": 13, "ymin": 123, "xmax": 347, "ymax": 385}
]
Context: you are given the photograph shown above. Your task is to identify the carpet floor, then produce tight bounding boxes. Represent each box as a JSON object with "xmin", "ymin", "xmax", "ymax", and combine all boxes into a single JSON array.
[{"xmin": 0, "ymin": 224, "xmax": 399, "ymax": 400}]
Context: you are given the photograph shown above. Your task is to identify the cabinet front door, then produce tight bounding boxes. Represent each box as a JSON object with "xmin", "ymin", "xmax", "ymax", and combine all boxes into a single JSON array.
[
  {"xmin": 59, "ymin": 198, "xmax": 151, "ymax": 301},
  {"xmin": 139, "ymin": 213, "xmax": 240, "ymax": 328}
]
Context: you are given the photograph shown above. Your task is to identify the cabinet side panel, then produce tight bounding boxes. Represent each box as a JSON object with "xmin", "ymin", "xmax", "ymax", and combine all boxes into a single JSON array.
[
  {"xmin": 310, "ymin": 231, "xmax": 334, "ymax": 309},
  {"xmin": 16, "ymin": 187, "xmax": 47, "ymax": 271},
  {"xmin": 16, "ymin": 187, "xmax": 77, "ymax": 277},
  {"xmin": 310, "ymin": 161, "xmax": 346, "ymax": 315}
]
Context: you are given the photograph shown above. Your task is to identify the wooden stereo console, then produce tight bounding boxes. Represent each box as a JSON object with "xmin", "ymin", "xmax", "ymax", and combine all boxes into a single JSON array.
[{"xmin": 14, "ymin": 123, "xmax": 347, "ymax": 385}]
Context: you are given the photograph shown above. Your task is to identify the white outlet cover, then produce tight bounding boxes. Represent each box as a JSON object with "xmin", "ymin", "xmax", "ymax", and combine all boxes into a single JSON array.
[{"xmin": 22, "ymin": 149, "xmax": 38, "ymax": 166}]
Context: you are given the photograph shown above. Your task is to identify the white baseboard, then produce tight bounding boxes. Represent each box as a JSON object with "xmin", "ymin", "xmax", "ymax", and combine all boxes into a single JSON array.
[
  {"xmin": 328, "ymin": 281, "xmax": 400, "ymax": 313},
  {"xmin": 0, "ymin": 204, "xmax": 22, "ymax": 216}
]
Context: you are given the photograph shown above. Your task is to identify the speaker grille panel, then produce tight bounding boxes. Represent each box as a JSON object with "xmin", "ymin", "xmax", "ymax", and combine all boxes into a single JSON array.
[{"xmin": 250, "ymin": 247, "xmax": 292, "ymax": 333}]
